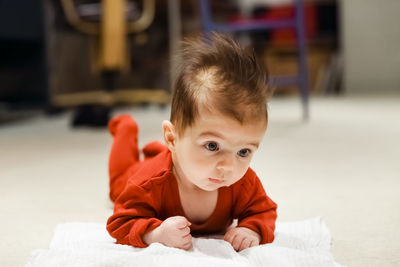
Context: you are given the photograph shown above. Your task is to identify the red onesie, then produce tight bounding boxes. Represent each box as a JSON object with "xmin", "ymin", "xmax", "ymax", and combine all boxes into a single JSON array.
[{"xmin": 106, "ymin": 115, "xmax": 277, "ymax": 248}]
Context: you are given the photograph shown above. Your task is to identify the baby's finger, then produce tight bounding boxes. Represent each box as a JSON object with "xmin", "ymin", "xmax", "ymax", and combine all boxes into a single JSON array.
[
  {"xmin": 181, "ymin": 240, "xmax": 193, "ymax": 250},
  {"xmin": 223, "ymin": 229, "xmax": 235, "ymax": 243},
  {"xmin": 180, "ymin": 234, "xmax": 192, "ymax": 250},
  {"xmin": 232, "ymin": 235, "xmax": 244, "ymax": 251},
  {"xmin": 249, "ymin": 238, "xmax": 259, "ymax": 247},
  {"xmin": 182, "ymin": 233, "xmax": 192, "ymax": 243},
  {"xmin": 239, "ymin": 238, "xmax": 251, "ymax": 252},
  {"xmin": 172, "ymin": 216, "xmax": 190, "ymax": 229},
  {"xmin": 180, "ymin": 226, "xmax": 191, "ymax": 237}
]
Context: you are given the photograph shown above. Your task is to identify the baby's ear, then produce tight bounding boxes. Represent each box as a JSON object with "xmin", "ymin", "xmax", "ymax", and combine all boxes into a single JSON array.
[{"xmin": 162, "ymin": 120, "xmax": 176, "ymax": 151}]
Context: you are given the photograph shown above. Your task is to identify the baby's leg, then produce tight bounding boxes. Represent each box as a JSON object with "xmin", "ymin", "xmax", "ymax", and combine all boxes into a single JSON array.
[
  {"xmin": 142, "ymin": 141, "xmax": 168, "ymax": 159},
  {"xmin": 108, "ymin": 115, "xmax": 140, "ymax": 202}
]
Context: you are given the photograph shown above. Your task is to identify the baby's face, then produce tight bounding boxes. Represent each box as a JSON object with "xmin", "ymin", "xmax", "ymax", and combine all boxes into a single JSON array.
[{"xmin": 172, "ymin": 109, "xmax": 267, "ymax": 191}]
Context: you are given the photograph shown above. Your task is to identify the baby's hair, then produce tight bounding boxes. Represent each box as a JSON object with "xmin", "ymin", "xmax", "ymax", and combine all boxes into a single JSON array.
[{"xmin": 170, "ymin": 32, "xmax": 273, "ymax": 135}]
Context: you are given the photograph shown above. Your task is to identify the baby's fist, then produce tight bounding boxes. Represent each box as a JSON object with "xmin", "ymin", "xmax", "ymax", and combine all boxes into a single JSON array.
[
  {"xmin": 223, "ymin": 227, "xmax": 261, "ymax": 252},
  {"xmin": 155, "ymin": 216, "xmax": 192, "ymax": 250}
]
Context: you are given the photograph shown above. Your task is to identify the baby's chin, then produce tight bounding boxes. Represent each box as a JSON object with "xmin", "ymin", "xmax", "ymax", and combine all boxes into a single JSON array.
[
  {"xmin": 197, "ymin": 182, "xmax": 230, "ymax": 192},
  {"xmin": 193, "ymin": 184, "xmax": 216, "ymax": 192}
]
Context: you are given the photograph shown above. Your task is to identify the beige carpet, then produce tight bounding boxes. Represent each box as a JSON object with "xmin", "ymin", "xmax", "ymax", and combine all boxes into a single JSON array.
[{"xmin": 1, "ymin": 94, "xmax": 399, "ymax": 267}]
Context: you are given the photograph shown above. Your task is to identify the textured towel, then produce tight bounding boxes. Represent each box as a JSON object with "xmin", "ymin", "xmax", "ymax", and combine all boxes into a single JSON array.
[{"xmin": 25, "ymin": 217, "xmax": 343, "ymax": 267}]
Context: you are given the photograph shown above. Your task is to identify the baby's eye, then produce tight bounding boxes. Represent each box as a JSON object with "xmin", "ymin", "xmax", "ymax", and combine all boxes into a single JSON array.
[
  {"xmin": 205, "ymin": 142, "xmax": 219, "ymax": 152},
  {"xmin": 237, "ymin": 149, "xmax": 250, "ymax": 157}
]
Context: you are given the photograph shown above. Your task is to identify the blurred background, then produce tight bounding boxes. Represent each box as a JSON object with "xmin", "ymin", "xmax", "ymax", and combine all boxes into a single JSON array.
[
  {"xmin": 1, "ymin": 0, "xmax": 399, "ymax": 267},
  {"xmin": 1, "ymin": 0, "xmax": 399, "ymax": 121},
  {"xmin": 2, "ymin": 0, "xmax": 343, "ymax": 123}
]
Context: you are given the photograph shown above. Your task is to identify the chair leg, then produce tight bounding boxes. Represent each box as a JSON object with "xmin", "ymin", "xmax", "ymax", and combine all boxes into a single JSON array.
[
  {"xmin": 198, "ymin": 0, "xmax": 310, "ymax": 120},
  {"xmin": 199, "ymin": 0, "xmax": 214, "ymax": 32},
  {"xmin": 295, "ymin": 0, "xmax": 310, "ymax": 120}
]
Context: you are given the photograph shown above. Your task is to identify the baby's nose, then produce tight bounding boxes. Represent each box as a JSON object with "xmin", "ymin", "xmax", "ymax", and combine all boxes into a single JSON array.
[{"xmin": 216, "ymin": 157, "xmax": 234, "ymax": 175}]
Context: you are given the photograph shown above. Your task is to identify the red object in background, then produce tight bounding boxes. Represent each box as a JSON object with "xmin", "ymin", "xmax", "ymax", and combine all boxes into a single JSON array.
[
  {"xmin": 264, "ymin": 4, "xmax": 316, "ymax": 45},
  {"xmin": 229, "ymin": 3, "xmax": 317, "ymax": 46}
]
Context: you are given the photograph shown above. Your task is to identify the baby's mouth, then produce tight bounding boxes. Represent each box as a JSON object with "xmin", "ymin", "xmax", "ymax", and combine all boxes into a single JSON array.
[{"xmin": 208, "ymin": 178, "xmax": 225, "ymax": 184}]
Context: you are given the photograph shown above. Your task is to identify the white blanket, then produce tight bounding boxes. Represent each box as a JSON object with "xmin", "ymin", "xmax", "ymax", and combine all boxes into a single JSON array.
[{"xmin": 25, "ymin": 217, "xmax": 343, "ymax": 267}]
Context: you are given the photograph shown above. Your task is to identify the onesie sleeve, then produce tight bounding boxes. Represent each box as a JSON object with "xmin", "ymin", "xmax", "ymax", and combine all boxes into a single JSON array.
[
  {"xmin": 106, "ymin": 183, "xmax": 163, "ymax": 248},
  {"xmin": 233, "ymin": 172, "xmax": 277, "ymax": 244}
]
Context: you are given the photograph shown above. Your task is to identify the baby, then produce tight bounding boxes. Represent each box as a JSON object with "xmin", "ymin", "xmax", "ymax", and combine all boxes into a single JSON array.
[{"xmin": 106, "ymin": 33, "xmax": 277, "ymax": 252}]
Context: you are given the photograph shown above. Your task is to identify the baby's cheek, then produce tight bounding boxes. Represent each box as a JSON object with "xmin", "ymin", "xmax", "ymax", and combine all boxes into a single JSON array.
[
  {"xmin": 193, "ymin": 154, "xmax": 215, "ymax": 169},
  {"xmin": 237, "ymin": 164, "xmax": 249, "ymax": 178},
  {"xmin": 188, "ymin": 159, "xmax": 211, "ymax": 176},
  {"xmin": 231, "ymin": 176, "xmax": 243, "ymax": 186}
]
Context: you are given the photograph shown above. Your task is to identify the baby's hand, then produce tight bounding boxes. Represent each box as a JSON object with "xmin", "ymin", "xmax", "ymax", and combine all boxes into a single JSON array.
[
  {"xmin": 143, "ymin": 216, "xmax": 192, "ymax": 250},
  {"xmin": 223, "ymin": 227, "xmax": 261, "ymax": 252}
]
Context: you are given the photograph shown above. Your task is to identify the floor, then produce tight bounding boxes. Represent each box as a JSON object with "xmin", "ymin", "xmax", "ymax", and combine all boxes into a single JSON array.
[{"xmin": 1, "ymin": 95, "xmax": 399, "ymax": 267}]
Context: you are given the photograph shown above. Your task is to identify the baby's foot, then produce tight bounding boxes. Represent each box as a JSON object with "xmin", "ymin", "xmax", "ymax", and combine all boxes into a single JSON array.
[
  {"xmin": 143, "ymin": 141, "xmax": 167, "ymax": 159},
  {"xmin": 108, "ymin": 115, "xmax": 138, "ymax": 136}
]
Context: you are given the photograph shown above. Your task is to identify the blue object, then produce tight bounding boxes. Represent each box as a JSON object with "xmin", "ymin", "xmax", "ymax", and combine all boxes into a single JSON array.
[{"xmin": 199, "ymin": 0, "xmax": 310, "ymax": 120}]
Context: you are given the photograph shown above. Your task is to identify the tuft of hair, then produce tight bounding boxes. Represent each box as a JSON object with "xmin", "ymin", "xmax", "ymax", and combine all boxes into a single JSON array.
[{"xmin": 171, "ymin": 32, "xmax": 273, "ymax": 135}]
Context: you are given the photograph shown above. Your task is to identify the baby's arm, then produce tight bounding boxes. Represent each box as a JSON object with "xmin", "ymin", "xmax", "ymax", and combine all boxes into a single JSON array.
[
  {"xmin": 225, "ymin": 173, "xmax": 277, "ymax": 251},
  {"xmin": 143, "ymin": 216, "xmax": 192, "ymax": 250},
  {"xmin": 107, "ymin": 184, "xmax": 192, "ymax": 249}
]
